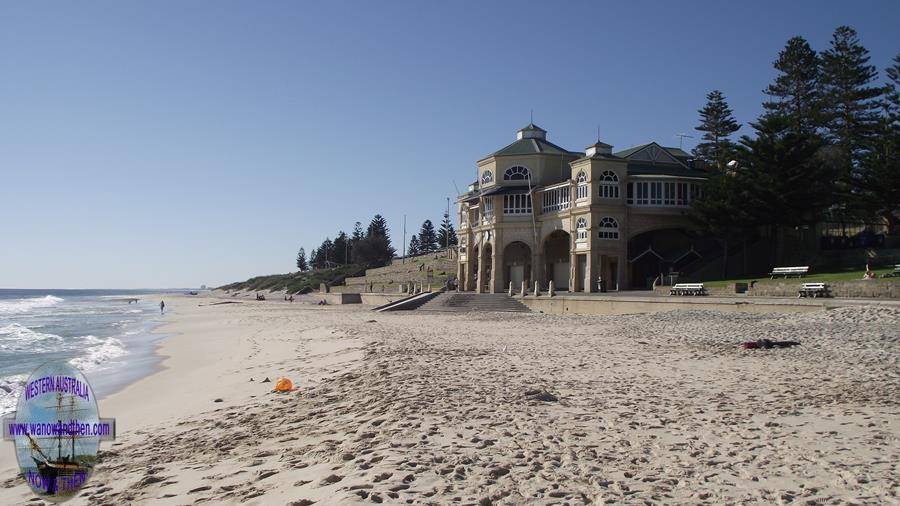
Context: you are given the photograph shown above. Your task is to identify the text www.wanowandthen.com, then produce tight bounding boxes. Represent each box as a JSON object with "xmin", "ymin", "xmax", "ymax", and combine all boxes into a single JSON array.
[{"xmin": 7, "ymin": 420, "xmax": 112, "ymax": 438}]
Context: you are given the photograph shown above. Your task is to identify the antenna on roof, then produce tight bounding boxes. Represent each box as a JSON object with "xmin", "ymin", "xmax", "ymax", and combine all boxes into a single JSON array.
[
  {"xmin": 597, "ymin": 125, "xmax": 601, "ymax": 142},
  {"xmin": 674, "ymin": 133, "xmax": 694, "ymax": 149}
]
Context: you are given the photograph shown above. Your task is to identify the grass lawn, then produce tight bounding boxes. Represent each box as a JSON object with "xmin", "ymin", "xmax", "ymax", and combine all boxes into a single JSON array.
[{"xmin": 703, "ymin": 265, "xmax": 899, "ymax": 287}]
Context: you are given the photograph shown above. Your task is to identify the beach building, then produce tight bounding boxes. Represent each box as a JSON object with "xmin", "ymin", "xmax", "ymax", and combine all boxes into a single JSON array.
[{"xmin": 456, "ymin": 123, "xmax": 710, "ymax": 292}]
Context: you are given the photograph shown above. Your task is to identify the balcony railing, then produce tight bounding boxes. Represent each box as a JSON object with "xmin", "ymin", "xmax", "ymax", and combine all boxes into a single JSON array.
[{"xmin": 542, "ymin": 185, "xmax": 571, "ymax": 213}]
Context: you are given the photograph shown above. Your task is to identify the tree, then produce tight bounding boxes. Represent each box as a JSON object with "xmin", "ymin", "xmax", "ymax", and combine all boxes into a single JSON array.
[
  {"xmin": 417, "ymin": 219, "xmax": 439, "ymax": 253},
  {"xmin": 690, "ymin": 167, "xmax": 758, "ymax": 278},
  {"xmin": 352, "ymin": 215, "xmax": 396, "ymax": 267},
  {"xmin": 692, "ymin": 90, "xmax": 742, "ymax": 169},
  {"xmin": 367, "ymin": 214, "xmax": 390, "ymax": 239},
  {"xmin": 735, "ymin": 114, "xmax": 840, "ymax": 264},
  {"xmin": 333, "ymin": 231, "xmax": 350, "ymax": 264},
  {"xmin": 308, "ymin": 247, "xmax": 320, "ymax": 269},
  {"xmin": 408, "ymin": 235, "xmax": 421, "ymax": 256},
  {"xmin": 351, "ymin": 222, "xmax": 364, "ymax": 243},
  {"xmin": 854, "ymin": 54, "xmax": 900, "ymax": 234},
  {"xmin": 296, "ymin": 247, "xmax": 308, "ymax": 271},
  {"xmin": 820, "ymin": 26, "xmax": 882, "ymax": 167},
  {"xmin": 437, "ymin": 212, "xmax": 458, "ymax": 248},
  {"xmin": 763, "ymin": 36, "xmax": 822, "ymax": 135},
  {"xmin": 312, "ymin": 238, "xmax": 335, "ymax": 268}
]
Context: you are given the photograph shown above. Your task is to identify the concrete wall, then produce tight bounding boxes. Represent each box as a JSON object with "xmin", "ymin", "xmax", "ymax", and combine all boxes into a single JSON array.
[
  {"xmin": 320, "ymin": 293, "xmax": 362, "ymax": 305},
  {"xmin": 521, "ymin": 295, "xmax": 825, "ymax": 316},
  {"xmin": 748, "ymin": 280, "xmax": 899, "ymax": 298},
  {"xmin": 360, "ymin": 293, "xmax": 407, "ymax": 306}
]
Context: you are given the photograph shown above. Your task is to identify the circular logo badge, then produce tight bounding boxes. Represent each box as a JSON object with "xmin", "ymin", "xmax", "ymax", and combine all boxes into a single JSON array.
[{"xmin": 9, "ymin": 361, "xmax": 102, "ymax": 501}]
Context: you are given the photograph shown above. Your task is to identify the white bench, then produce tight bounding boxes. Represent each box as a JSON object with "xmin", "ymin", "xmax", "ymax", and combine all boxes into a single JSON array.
[
  {"xmin": 798, "ymin": 282, "xmax": 830, "ymax": 298},
  {"xmin": 887, "ymin": 265, "xmax": 900, "ymax": 278},
  {"xmin": 670, "ymin": 283, "xmax": 707, "ymax": 296},
  {"xmin": 770, "ymin": 266, "xmax": 810, "ymax": 278}
]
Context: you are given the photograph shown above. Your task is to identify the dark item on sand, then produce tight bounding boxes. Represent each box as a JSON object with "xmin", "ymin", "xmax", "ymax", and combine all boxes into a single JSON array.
[{"xmin": 741, "ymin": 339, "xmax": 801, "ymax": 350}]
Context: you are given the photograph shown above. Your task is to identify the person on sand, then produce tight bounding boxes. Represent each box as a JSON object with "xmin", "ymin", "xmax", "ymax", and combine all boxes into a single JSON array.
[{"xmin": 160, "ymin": 300, "xmax": 165, "ymax": 314}]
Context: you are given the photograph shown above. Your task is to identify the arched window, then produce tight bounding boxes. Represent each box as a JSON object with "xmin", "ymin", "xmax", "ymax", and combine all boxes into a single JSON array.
[
  {"xmin": 481, "ymin": 170, "xmax": 493, "ymax": 184},
  {"xmin": 576, "ymin": 217, "xmax": 588, "ymax": 240},
  {"xmin": 599, "ymin": 170, "xmax": 620, "ymax": 199},
  {"xmin": 575, "ymin": 171, "xmax": 588, "ymax": 200},
  {"xmin": 598, "ymin": 217, "xmax": 619, "ymax": 240},
  {"xmin": 504, "ymin": 166, "xmax": 530, "ymax": 181}
]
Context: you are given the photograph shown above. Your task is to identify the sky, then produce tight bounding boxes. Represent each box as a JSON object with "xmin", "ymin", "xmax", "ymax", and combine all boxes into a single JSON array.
[{"xmin": 1, "ymin": 1, "xmax": 897, "ymax": 289}]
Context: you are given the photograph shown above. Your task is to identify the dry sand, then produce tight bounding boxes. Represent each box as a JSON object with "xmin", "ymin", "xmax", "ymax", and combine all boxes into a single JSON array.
[{"xmin": 0, "ymin": 296, "xmax": 897, "ymax": 504}]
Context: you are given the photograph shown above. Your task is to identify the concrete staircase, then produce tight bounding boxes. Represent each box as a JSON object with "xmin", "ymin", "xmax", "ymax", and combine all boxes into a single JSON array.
[{"xmin": 417, "ymin": 292, "xmax": 530, "ymax": 313}]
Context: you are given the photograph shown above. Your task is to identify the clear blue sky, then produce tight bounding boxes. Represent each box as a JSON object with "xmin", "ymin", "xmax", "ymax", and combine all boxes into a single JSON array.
[{"xmin": 1, "ymin": 1, "xmax": 897, "ymax": 288}]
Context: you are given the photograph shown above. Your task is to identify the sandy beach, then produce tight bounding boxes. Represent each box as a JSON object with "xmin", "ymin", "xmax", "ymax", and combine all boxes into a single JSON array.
[{"xmin": 0, "ymin": 295, "xmax": 897, "ymax": 504}]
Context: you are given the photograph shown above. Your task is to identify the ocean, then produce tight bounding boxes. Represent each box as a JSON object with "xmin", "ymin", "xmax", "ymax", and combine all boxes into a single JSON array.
[{"xmin": 0, "ymin": 289, "xmax": 177, "ymax": 415}]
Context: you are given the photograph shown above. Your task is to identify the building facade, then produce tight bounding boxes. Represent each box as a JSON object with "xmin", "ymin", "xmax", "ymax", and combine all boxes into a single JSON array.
[{"xmin": 457, "ymin": 123, "xmax": 709, "ymax": 293}]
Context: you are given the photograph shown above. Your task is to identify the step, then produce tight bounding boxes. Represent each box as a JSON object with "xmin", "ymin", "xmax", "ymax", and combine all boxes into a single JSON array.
[{"xmin": 418, "ymin": 293, "xmax": 530, "ymax": 313}]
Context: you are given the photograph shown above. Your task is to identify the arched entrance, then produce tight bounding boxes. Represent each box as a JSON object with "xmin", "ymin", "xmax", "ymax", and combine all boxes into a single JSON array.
[
  {"xmin": 480, "ymin": 243, "xmax": 493, "ymax": 292},
  {"xmin": 543, "ymin": 230, "xmax": 571, "ymax": 290},
  {"xmin": 503, "ymin": 242, "xmax": 531, "ymax": 291},
  {"xmin": 628, "ymin": 228, "xmax": 705, "ymax": 289},
  {"xmin": 469, "ymin": 244, "xmax": 479, "ymax": 291}
]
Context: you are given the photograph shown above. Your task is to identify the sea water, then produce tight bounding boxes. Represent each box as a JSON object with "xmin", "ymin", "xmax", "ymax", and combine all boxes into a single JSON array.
[{"xmin": 0, "ymin": 289, "xmax": 175, "ymax": 415}]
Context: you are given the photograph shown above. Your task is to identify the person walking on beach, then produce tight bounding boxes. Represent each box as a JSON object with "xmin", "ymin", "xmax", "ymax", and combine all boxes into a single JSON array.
[{"xmin": 160, "ymin": 300, "xmax": 165, "ymax": 314}]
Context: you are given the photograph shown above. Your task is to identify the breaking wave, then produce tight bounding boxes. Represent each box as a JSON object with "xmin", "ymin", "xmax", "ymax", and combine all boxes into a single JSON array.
[{"xmin": 0, "ymin": 295, "xmax": 63, "ymax": 315}]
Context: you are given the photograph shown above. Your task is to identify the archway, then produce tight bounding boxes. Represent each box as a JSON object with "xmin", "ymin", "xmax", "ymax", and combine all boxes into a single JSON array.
[
  {"xmin": 503, "ymin": 242, "xmax": 531, "ymax": 291},
  {"xmin": 469, "ymin": 244, "xmax": 479, "ymax": 291},
  {"xmin": 543, "ymin": 230, "xmax": 571, "ymax": 290},
  {"xmin": 481, "ymin": 243, "xmax": 493, "ymax": 292},
  {"xmin": 628, "ymin": 228, "xmax": 706, "ymax": 289}
]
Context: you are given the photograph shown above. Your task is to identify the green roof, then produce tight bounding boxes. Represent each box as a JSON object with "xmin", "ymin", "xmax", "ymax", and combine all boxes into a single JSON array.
[
  {"xmin": 612, "ymin": 143, "xmax": 653, "ymax": 158},
  {"xmin": 613, "ymin": 143, "xmax": 691, "ymax": 160},
  {"xmin": 518, "ymin": 122, "xmax": 546, "ymax": 132},
  {"xmin": 663, "ymin": 147, "xmax": 691, "ymax": 159},
  {"xmin": 627, "ymin": 163, "xmax": 708, "ymax": 178},
  {"xmin": 490, "ymin": 138, "xmax": 578, "ymax": 157}
]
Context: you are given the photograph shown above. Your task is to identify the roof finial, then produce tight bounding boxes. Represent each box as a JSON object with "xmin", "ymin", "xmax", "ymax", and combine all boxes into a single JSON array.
[
  {"xmin": 597, "ymin": 124, "xmax": 601, "ymax": 142},
  {"xmin": 530, "ymin": 109, "xmax": 533, "ymax": 124}
]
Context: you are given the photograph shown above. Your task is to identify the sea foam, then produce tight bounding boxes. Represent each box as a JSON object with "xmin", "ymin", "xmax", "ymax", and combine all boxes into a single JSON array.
[{"xmin": 0, "ymin": 295, "xmax": 63, "ymax": 315}]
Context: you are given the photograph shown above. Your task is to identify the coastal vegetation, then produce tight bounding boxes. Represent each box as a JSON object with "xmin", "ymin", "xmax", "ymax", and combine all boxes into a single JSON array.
[
  {"xmin": 690, "ymin": 26, "xmax": 899, "ymax": 271},
  {"xmin": 218, "ymin": 264, "xmax": 365, "ymax": 295}
]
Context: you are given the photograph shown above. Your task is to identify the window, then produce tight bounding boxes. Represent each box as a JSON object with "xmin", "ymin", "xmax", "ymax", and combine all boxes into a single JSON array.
[
  {"xmin": 598, "ymin": 217, "xmax": 619, "ymax": 240},
  {"xmin": 626, "ymin": 181, "xmax": 701, "ymax": 207},
  {"xmin": 576, "ymin": 217, "xmax": 588, "ymax": 240},
  {"xmin": 504, "ymin": 165, "xmax": 530, "ymax": 181},
  {"xmin": 542, "ymin": 187, "xmax": 570, "ymax": 212},
  {"xmin": 599, "ymin": 171, "xmax": 619, "ymax": 199},
  {"xmin": 576, "ymin": 171, "xmax": 588, "ymax": 200},
  {"xmin": 482, "ymin": 198, "xmax": 494, "ymax": 222},
  {"xmin": 664, "ymin": 182, "xmax": 676, "ymax": 206},
  {"xmin": 481, "ymin": 170, "xmax": 493, "ymax": 184},
  {"xmin": 503, "ymin": 194, "xmax": 532, "ymax": 214}
]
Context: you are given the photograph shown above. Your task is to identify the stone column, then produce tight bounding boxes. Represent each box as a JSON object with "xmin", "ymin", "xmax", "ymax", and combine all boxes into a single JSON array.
[
  {"xmin": 585, "ymin": 251, "xmax": 596, "ymax": 293},
  {"xmin": 476, "ymin": 247, "xmax": 485, "ymax": 294},
  {"xmin": 490, "ymin": 245, "xmax": 502, "ymax": 294},
  {"xmin": 569, "ymin": 251, "xmax": 577, "ymax": 293},
  {"xmin": 532, "ymin": 252, "xmax": 542, "ymax": 291}
]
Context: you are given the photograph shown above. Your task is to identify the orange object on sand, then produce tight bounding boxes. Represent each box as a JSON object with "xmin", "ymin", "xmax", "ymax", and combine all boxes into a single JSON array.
[{"xmin": 274, "ymin": 377, "xmax": 294, "ymax": 392}]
